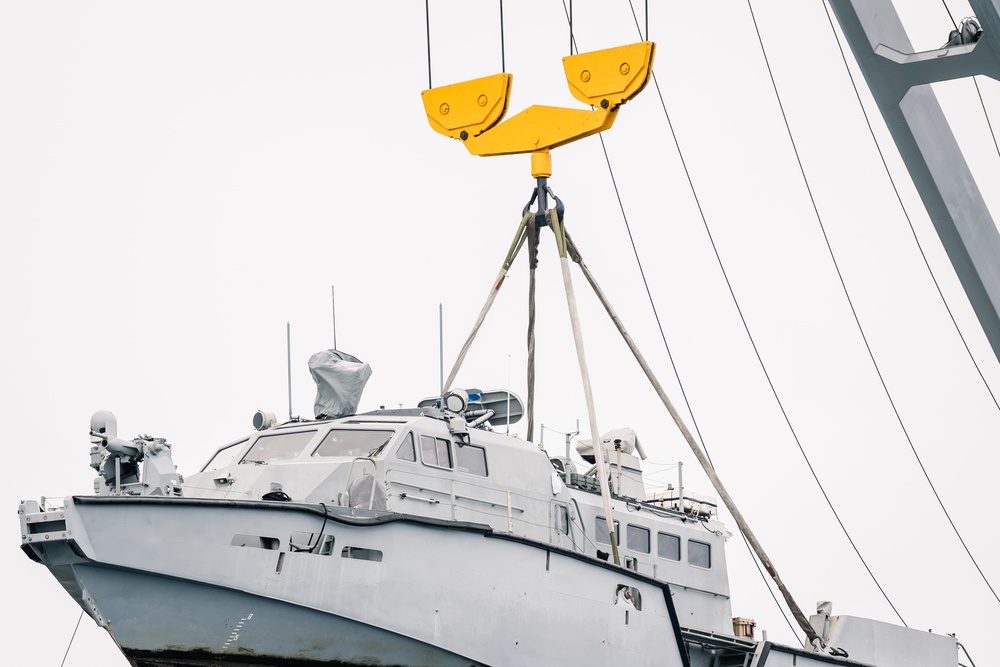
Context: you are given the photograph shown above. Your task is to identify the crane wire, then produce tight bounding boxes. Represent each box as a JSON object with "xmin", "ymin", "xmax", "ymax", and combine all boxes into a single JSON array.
[
  {"xmin": 974, "ymin": 73, "xmax": 1000, "ymax": 158},
  {"xmin": 818, "ymin": 0, "xmax": 1000, "ymax": 605},
  {"xmin": 499, "ymin": 0, "xmax": 506, "ymax": 72},
  {"xmin": 595, "ymin": 126, "xmax": 809, "ymax": 641},
  {"xmin": 641, "ymin": 0, "xmax": 907, "ymax": 628},
  {"xmin": 624, "ymin": 0, "xmax": 649, "ymax": 42},
  {"xmin": 939, "ymin": 1, "xmax": 1000, "ymax": 160},
  {"xmin": 424, "ymin": 0, "xmax": 432, "ymax": 89},
  {"xmin": 749, "ymin": 0, "xmax": 999, "ymax": 608},
  {"xmin": 624, "ymin": 0, "xmax": 804, "ymax": 640},
  {"xmin": 425, "ymin": 1, "xmax": 510, "ymax": 84},
  {"xmin": 625, "ymin": 0, "xmax": 908, "ymax": 628},
  {"xmin": 59, "ymin": 611, "xmax": 84, "ymax": 667},
  {"xmin": 941, "ymin": 0, "xmax": 958, "ymax": 30},
  {"xmin": 740, "ymin": 7, "xmax": 922, "ymax": 629},
  {"xmin": 563, "ymin": 1, "xmax": 580, "ymax": 56},
  {"xmin": 559, "ymin": 0, "xmax": 803, "ymax": 642}
]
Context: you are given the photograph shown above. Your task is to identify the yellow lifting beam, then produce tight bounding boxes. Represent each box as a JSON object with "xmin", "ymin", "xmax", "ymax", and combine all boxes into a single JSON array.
[{"xmin": 421, "ymin": 41, "xmax": 655, "ymax": 176}]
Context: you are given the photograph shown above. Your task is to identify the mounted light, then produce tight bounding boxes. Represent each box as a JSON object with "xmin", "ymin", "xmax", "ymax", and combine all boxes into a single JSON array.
[
  {"xmin": 444, "ymin": 389, "xmax": 468, "ymax": 414},
  {"xmin": 253, "ymin": 411, "xmax": 276, "ymax": 431}
]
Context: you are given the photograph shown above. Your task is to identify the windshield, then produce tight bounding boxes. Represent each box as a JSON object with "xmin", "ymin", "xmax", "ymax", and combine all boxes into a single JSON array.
[
  {"xmin": 312, "ymin": 429, "xmax": 396, "ymax": 458},
  {"xmin": 200, "ymin": 439, "xmax": 248, "ymax": 473},
  {"xmin": 240, "ymin": 430, "xmax": 317, "ymax": 464}
]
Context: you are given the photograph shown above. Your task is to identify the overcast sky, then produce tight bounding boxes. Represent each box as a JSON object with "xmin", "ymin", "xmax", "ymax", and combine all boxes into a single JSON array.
[{"xmin": 3, "ymin": 1, "xmax": 999, "ymax": 664}]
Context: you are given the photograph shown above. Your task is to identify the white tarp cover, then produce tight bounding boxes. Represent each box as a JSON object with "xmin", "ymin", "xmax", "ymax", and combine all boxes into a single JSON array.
[
  {"xmin": 575, "ymin": 427, "xmax": 644, "ymax": 463},
  {"xmin": 308, "ymin": 350, "xmax": 372, "ymax": 419}
]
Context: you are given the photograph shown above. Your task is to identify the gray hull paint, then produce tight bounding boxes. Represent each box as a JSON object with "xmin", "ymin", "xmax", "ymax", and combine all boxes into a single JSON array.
[
  {"xmin": 77, "ymin": 565, "xmax": 475, "ymax": 667},
  {"xmin": 27, "ymin": 496, "xmax": 687, "ymax": 667}
]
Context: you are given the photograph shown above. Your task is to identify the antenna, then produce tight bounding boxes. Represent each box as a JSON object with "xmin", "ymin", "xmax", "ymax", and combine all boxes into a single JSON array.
[
  {"xmin": 286, "ymin": 321, "xmax": 293, "ymax": 420},
  {"xmin": 439, "ymin": 303, "xmax": 444, "ymax": 405},
  {"xmin": 331, "ymin": 285, "xmax": 338, "ymax": 350},
  {"xmin": 506, "ymin": 354, "xmax": 511, "ymax": 435},
  {"xmin": 566, "ymin": 419, "xmax": 579, "ymax": 461}
]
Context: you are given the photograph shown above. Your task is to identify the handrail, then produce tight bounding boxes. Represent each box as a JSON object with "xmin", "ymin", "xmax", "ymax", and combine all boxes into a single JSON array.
[
  {"xmin": 387, "ymin": 478, "xmax": 525, "ymax": 514},
  {"xmin": 957, "ymin": 641, "xmax": 978, "ymax": 667}
]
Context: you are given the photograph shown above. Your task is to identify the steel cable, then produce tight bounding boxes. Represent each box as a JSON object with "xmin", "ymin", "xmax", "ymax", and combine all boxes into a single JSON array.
[{"xmin": 819, "ymin": 0, "xmax": 1000, "ymax": 605}]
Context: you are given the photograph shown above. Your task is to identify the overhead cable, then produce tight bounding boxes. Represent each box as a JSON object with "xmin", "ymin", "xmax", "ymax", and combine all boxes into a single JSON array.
[
  {"xmin": 819, "ymin": 0, "xmax": 1000, "ymax": 606},
  {"xmin": 558, "ymin": 0, "xmax": 803, "ymax": 643}
]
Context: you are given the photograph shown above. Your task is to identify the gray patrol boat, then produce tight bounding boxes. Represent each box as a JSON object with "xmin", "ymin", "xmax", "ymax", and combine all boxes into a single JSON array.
[{"xmin": 19, "ymin": 348, "xmax": 966, "ymax": 666}]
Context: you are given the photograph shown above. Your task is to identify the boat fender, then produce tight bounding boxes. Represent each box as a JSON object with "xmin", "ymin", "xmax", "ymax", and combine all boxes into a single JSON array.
[{"xmin": 551, "ymin": 471, "xmax": 564, "ymax": 495}]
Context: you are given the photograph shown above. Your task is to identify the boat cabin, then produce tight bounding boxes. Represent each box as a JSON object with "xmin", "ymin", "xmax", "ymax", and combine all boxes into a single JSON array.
[{"xmin": 180, "ymin": 406, "xmax": 736, "ymax": 636}]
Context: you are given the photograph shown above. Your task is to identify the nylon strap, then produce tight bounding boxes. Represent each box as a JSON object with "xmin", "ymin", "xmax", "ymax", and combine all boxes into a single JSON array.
[
  {"xmin": 564, "ymin": 232, "xmax": 821, "ymax": 645},
  {"xmin": 443, "ymin": 212, "xmax": 531, "ymax": 392},
  {"xmin": 526, "ymin": 210, "xmax": 540, "ymax": 441},
  {"xmin": 551, "ymin": 210, "xmax": 621, "ymax": 565}
]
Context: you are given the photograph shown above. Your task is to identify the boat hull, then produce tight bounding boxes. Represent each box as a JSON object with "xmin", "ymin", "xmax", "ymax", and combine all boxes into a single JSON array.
[
  {"xmin": 76, "ymin": 564, "xmax": 473, "ymax": 667},
  {"xmin": 21, "ymin": 496, "xmax": 688, "ymax": 667}
]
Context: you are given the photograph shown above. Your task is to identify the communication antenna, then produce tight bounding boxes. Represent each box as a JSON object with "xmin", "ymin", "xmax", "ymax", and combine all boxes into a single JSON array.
[
  {"xmin": 506, "ymin": 354, "xmax": 511, "ymax": 435},
  {"xmin": 567, "ymin": 419, "xmax": 579, "ymax": 461},
  {"xmin": 286, "ymin": 321, "xmax": 293, "ymax": 420},
  {"xmin": 439, "ymin": 304, "xmax": 444, "ymax": 405},
  {"xmin": 331, "ymin": 285, "xmax": 338, "ymax": 350}
]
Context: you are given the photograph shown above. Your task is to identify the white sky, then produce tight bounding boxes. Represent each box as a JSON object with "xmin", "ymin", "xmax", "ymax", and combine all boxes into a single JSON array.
[{"xmin": 3, "ymin": 1, "xmax": 999, "ymax": 664}]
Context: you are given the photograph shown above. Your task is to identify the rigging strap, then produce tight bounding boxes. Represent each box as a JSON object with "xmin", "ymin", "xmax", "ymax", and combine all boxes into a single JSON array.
[
  {"xmin": 551, "ymin": 209, "xmax": 621, "ymax": 566},
  {"xmin": 437, "ymin": 196, "xmax": 818, "ymax": 640},
  {"xmin": 526, "ymin": 209, "xmax": 539, "ymax": 442},
  {"xmin": 522, "ymin": 183, "xmax": 564, "ymax": 441},
  {"xmin": 564, "ymin": 231, "xmax": 822, "ymax": 645},
  {"xmin": 443, "ymin": 211, "xmax": 531, "ymax": 393}
]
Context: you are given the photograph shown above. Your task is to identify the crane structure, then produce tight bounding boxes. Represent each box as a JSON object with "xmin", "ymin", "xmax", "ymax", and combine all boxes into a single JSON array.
[{"xmin": 830, "ymin": 0, "xmax": 1000, "ymax": 363}]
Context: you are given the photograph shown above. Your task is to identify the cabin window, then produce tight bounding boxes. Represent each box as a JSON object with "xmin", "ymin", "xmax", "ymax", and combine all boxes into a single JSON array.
[
  {"xmin": 554, "ymin": 504, "xmax": 570, "ymax": 535},
  {"xmin": 420, "ymin": 434, "xmax": 453, "ymax": 469},
  {"xmin": 200, "ymin": 439, "xmax": 248, "ymax": 472},
  {"xmin": 240, "ymin": 430, "xmax": 316, "ymax": 464},
  {"xmin": 595, "ymin": 516, "xmax": 620, "ymax": 546},
  {"xmin": 658, "ymin": 532, "xmax": 681, "ymax": 561},
  {"xmin": 395, "ymin": 432, "xmax": 417, "ymax": 462},
  {"xmin": 455, "ymin": 443, "xmax": 488, "ymax": 476},
  {"xmin": 627, "ymin": 525, "xmax": 650, "ymax": 554},
  {"xmin": 312, "ymin": 429, "xmax": 395, "ymax": 458},
  {"xmin": 689, "ymin": 539, "xmax": 711, "ymax": 568}
]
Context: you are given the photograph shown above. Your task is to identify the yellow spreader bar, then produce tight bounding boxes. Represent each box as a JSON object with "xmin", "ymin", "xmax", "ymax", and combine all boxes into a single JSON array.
[{"xmin": 421, "ymin": 41, "xmax": 655, "ymax": 176}]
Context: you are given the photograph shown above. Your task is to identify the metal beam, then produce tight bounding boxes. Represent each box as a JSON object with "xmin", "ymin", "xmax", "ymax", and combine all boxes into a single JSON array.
[{"xmin": 829, "ymin": 0, "xmax": 1000, "ymax": 363}]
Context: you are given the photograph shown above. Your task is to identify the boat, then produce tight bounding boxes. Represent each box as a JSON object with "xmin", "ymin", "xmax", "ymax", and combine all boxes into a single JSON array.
[
  {"xmin": 21, "ymin": 347, "xmax": 972, "ymax": 667},
  {"xmin": 13, "ymin": 2, "xmax": 997, "ymax": 666},
  {"xmin": 17, "ymin": 355, "xmax": 972, "ymax": 666}
]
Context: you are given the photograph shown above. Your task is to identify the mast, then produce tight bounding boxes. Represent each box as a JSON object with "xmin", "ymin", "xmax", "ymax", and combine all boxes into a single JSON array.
[{"xmin": 286, "ymin": 321, "xmax": 293, "ymax": 420}]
